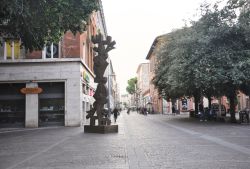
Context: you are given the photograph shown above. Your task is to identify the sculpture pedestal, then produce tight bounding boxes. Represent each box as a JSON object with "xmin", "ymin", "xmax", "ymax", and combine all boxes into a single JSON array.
[{"xmin": 84, "ymin": 125, "xmax": 118, "ymax": 134}]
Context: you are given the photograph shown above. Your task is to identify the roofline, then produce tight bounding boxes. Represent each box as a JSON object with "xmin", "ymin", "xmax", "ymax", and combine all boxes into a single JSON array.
[
  {"xmin": 98, "ymin": 0, "xmax": 108, "ymax": 36},
  {"xmin": 136, "ymin": 64, "xmax": 142, "ymax": 74},
  {"xmin": 136, "ymin": 62, "xmax": 149, "ymax": 73},
  {"xmin": 145, "ymin": 37, "xmax": 158, "ymax": 60},
  {"xmin": 145, "ymin": 34, "xmax": 169, "ymax": 60}
]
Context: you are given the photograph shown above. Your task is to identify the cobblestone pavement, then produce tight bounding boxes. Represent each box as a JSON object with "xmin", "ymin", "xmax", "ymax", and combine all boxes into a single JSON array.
[{"xmin": 1, "ymin": 111, "xmax": 250, "ymax": 169}]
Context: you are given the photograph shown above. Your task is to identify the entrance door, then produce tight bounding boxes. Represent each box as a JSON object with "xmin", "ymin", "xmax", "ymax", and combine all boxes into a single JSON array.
[
  {"xmin": 0, "ymin": 83, "xmax": 25, "ymax": 127},
  {"xmin": 38, "ymin": 82, "xmax": 65, "ymax": 126}
]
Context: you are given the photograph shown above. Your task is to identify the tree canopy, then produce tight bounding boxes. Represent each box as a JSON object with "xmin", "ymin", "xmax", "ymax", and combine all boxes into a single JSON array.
[
  {"xmin": 126, "ymin": 77, "xmax": 137, "ymax": 95},
  {"xmin": 0, "ymin": 0, "xmax": 98, "ymax": 51},
  {"xmin": 153, "ymin": 0, "xmax": 250, "ymax": 122}
]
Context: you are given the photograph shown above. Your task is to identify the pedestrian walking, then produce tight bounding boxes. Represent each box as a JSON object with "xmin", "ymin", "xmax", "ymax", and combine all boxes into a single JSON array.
[
  {"xmin": 113, "ymin": 107, "xmax": 119, "ymax": 123},
  {"xmin": 199, "ymin": 103, "xmax": 206, "ymax": 121},
  {"xmin": 143, "ymin": 107, "xmax": 148, "ymax": 115},
  {"xmin": 127, "ymin": 108, "xmax": 130, "ymax": 115}
]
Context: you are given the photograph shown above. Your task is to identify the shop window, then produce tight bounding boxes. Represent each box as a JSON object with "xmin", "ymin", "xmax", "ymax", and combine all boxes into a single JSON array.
[
  {"xmin": 90, "ymin": 89, "xmax": 94, "ymax": 96},
  {"xmin": 86, "ymin": 86, "xmax": 90, "ymax": 95},
  {"xmin": 38, "ymin": 82, "xmax": 65, "ymax": 126},
  {"xmin": 0, "ymin": 100, "xmax": 25, "ymax": 126},
  {"xmin": 39, "ymin": 98, "xmax": 64, "ymax": 124},
  {"xmin": 82, "ymin": 84, "xmax": 86, "ymax": 94},
  {"xmin": 0, "ymin": 83, "xmax": 25, "ymax": 127}
]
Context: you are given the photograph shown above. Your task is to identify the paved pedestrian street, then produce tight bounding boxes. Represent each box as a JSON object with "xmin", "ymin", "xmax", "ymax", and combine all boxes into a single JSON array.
[{"xmin": 1, "ymin": 111, "xmax": 250, "ymax": 169}]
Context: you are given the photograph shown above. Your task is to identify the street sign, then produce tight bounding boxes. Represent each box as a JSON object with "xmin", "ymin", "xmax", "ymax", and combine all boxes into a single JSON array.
[{"xmin": 20, "ymin": 87, "xmax": 43, "ymax": 94}]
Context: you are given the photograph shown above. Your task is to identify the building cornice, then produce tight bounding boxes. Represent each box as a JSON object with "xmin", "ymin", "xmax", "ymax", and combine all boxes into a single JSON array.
[
  {"xmin": 0, "ymin": 58, "xmax": 96, "ymax": 78},
  {"xmin": 0, "ymin": 58, "xmax": 81, "ymax": 64},
  {"xmin": 98, "ymin": 0, "xmax": 108, "ymax": 36}
]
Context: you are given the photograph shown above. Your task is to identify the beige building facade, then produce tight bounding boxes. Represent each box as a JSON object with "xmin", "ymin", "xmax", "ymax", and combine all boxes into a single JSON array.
[{"xmin": 136, "ymin": 63, "xmax": 150, "ymax": 109}]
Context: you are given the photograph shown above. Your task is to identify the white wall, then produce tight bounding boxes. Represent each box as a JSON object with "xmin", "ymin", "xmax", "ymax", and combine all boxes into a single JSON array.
[{"xmin": 0, "ymin": 60, "xmax": 82, "ymax": 127}]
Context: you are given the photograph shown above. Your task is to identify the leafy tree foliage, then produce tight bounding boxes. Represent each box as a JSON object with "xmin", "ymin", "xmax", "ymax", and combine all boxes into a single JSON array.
[
  {"xmin": 126, "ymin": 77, "xmax": 137, "ymax": 95},
  {"xmin": 153, "ymin": 0, "xmax": 250, "ymax": 122},
  {"xmin": 0, "ymin": 0, "xmax": 98, "ymax": 51}
]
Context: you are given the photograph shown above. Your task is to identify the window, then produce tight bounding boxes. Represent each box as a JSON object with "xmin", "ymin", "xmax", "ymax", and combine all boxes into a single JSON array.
[
  {"xmin": 43, "ymin": 43, "xmax": 59, "ymax": 58},
  {"xmin": 38, "ymin": 82, "xmax": 65, "ymax": 126},
  {"xmin": 4, "ymin": 40, "xmax": 21, "ymax": 60},
  {"xmin": 82, "ymin": 83, "xmax": 86, "ymax": 94},
  {"xmin": 86, "ymin": 85, "xmax": 89, "ymax": 95},
  {"xmin": 42, "ymin": 42, "xmax": 61, "ymax": 59},
  {"xmin": 82, "ymin": 42, "xmax": 86, "ymax": 62}
]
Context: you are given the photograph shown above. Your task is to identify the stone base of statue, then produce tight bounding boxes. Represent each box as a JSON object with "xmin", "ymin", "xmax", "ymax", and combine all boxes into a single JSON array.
[{"xmin": 84, "ymin": 125, "xmax": 118, "ymax": 134}]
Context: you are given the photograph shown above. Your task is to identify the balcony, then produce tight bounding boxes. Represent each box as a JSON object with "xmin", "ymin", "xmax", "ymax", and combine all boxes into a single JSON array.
[{"xmin": 0, "ymin": 41, "xmax": 63, "ymax": 61}]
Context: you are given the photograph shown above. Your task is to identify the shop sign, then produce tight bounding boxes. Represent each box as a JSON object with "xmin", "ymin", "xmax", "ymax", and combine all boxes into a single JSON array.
[
  {"xmin": 81, "ymin": 70, "xmax": 90, "ymax": 83},
  {"xmin": 89, "ymin": 89, "xmax": 95, "ymax": 97},
  {"xmin": 20, "ymin": 87, "xmax": 43, "ymax": 94}
]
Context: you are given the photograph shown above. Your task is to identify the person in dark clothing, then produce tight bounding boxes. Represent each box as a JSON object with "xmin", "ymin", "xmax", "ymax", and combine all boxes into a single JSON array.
[
  {"xmin": 113, "ymin": 107, "xmax": 119, "ymax": 123},
  {"xmin": 172, "ymin": 105, "xmax": 176, "ymax": 116},
  {"xmin": 199, "ymin": 103, "xmax": 206, "ymax": 121},
  {"xmin": 127, "ymin": 108, "xmax": 130, "ymax": 114}
]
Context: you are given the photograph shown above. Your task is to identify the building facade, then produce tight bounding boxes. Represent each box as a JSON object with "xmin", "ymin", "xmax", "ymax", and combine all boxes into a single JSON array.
[
  {"xmin": 136, "ymin": 63, "xmax": 150, "ymax": 109},
  {"xmin": 146, "ymin": 36, "xmax": 165, "ymax": 114},
  {"xmin": 146, "ymin": 35, "xmax": 193, "ymax": 114},
  {"xmin": 106, "ymin": 60, "xmax": 119, "ymax": 112},
  {"xmin": 120, "ymin": 94, "xmax": 130, "ymax": 109},
  {"xmin": 0, "ymin": 0, "xmax": 115, "ymax": 128}
]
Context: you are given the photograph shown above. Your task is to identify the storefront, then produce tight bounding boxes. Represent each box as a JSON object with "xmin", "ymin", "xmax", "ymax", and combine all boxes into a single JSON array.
[
  {"xmin": 0, "ymin": 83, "xmax": 25, "ymax": 127},
  {"xmin": 81, "ymin": 67, "xmax": 95, "ymax": 124},
  {"xmin": 0, "ymin": 60, "xmax": 93, "ymax": 128}
]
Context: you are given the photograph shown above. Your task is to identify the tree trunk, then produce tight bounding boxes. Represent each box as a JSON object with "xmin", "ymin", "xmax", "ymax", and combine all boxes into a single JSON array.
[
  {"xmin": 208, "ymin": 96, "xmax": 212, "ymax": 109},
  {"xmin": 229, "ymin": 94, "xmax": 237, "ymax": 123},
  {"xmin": 194, "ymin": 95, "xmax": 199, "ymax": 115},
  {"xmin": 218, "ymin": 97, "xmax": 222, "ymax": 117},
  {"xmin": 172, "ymin": 99, "xmax": 176, "ymax": 109}
]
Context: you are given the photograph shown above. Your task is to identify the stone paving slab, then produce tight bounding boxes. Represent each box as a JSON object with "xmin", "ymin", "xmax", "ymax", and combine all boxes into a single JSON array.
[{"xmin": 1, "ymin": 112, "xmax": 250, "ymax": 169}]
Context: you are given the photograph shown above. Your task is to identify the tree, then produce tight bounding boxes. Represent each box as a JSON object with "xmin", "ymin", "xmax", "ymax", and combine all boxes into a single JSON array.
[
  {"xmin": 153, "ymin": 25, "xmax": 209, "ymax": 113},
  {"xmin": 153, "ymin": 0, "xmax": 250, "ymax": 122},
  {"xmin": 0, "ymin": 0, "xmax": 98, "ymax": 51},
  {"xmin": 194, "ymin": 0, "xmax": 250, "ymax": 122},
  {"xmin": 126, "ymin": 77, "xmax": 137, "ymax": 95}
]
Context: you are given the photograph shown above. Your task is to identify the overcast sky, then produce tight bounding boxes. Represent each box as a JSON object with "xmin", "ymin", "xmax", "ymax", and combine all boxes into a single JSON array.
[{"xmin": 102, "ymin": 0, "xmax": 218, "ymax": 94}]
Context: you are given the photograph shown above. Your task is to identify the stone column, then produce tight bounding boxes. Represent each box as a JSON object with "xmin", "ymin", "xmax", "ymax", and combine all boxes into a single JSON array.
[
  {"xmin": 25, "ymin": 82, "xmax": 39, "ymax": 128},
  {"xmin": 65, "ymin": 79, "xmax": 81, "ymax": 127}
]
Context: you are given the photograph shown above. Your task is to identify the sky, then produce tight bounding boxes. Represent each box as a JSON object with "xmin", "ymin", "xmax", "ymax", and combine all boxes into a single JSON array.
[{"xmin": 102, "ymin": 0, "xmax": 218, "ymax": 94}]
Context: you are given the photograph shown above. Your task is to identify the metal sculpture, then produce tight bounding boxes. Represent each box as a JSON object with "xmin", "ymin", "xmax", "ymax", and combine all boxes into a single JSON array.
[{"xmin": 86, "ymin": 34, "xmax": 116, "ymax": 126}]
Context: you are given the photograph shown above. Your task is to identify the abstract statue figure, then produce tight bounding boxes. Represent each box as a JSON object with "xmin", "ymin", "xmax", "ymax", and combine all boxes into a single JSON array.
[{"xmin": 86, "ymin": 34, "xmax": 116, "ymax": 126}]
